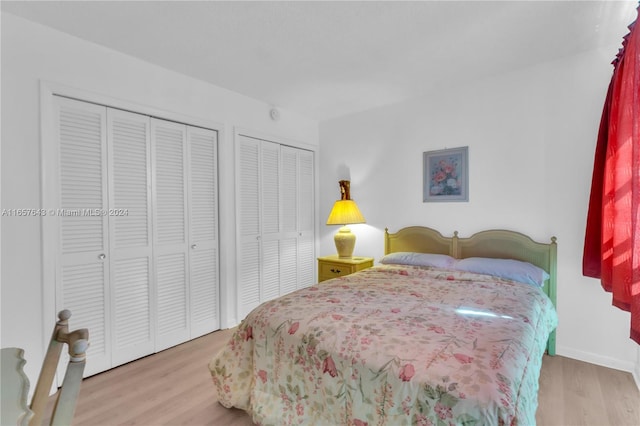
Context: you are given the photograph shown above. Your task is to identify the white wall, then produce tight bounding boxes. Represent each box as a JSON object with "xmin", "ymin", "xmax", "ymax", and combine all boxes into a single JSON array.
[
  {"xmin": 0, "ymin": 13, "xmax": 318, "ymax": 385},
  {"xmin": 636, "ymin": 347, "xmax": 640, "ymax": 389},
  {"xmin": 319, "ymin": 47, "xmax": 639, "ymax": 375}
]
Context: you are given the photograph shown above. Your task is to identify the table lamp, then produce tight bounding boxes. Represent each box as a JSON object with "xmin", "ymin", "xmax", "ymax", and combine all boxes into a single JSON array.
[{"xmin": 326, "ymin": 180, "xmax": 366, "ymax": 258}]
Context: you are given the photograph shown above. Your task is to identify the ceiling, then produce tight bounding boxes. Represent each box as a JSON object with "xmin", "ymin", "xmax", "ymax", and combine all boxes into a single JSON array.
[{"xmin": 2, "ymin": 1, "xmax": 637, "ymax": 121}]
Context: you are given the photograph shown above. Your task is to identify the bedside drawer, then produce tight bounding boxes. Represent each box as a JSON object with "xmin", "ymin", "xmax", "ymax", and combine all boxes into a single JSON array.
[
  {"xmin": 317, "ymin": 256, "xmax": 374, "ymax": 282},
  {"xmin": 319, "ymin": 262, "xmax": 354, "ymax": 279}
]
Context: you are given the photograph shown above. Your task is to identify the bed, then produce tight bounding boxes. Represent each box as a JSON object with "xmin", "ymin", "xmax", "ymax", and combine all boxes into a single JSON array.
[{"xmin": 209, "ymin": 227, "xmax": 558, "ymax": 425}]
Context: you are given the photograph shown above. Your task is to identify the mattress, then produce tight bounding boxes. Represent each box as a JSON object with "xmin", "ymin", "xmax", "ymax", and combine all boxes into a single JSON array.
[{"xmin": 209, "ymin": 264, "xmax": 558, "ymax": 425}]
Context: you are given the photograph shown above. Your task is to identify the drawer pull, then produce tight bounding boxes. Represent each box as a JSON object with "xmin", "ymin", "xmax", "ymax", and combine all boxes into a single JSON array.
[{"xmin": 330, "ymin": 268, "xmax": 341, "ymax": 274}]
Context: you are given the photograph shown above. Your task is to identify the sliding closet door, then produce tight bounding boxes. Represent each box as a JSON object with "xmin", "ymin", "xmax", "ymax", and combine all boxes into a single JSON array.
[
  {"xmin": 54, "ymin": 97, "xmax": 112, "ymax": 376},
  {"xmin": 188, "ymin": 126, "xmax": 220, "ymax": 337},
  {"xmin": 151, "ymin": 119, "xmax": 190, "ymax": 351},
  {"xmin": 106, "ymin": 109, "xmax": 154, "ymax": 367}
]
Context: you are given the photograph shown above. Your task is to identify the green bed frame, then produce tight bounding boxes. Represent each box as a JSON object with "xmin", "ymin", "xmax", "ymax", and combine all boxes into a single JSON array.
[{"xmin": 384, "ymin": 226, "xmax": 557, "ymax": 356}]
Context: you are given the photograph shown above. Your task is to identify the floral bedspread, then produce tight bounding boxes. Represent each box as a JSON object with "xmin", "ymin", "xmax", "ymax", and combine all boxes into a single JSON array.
[{"xmin": 209, "ymin": 265, "xmax": 558, "ymax": 426}]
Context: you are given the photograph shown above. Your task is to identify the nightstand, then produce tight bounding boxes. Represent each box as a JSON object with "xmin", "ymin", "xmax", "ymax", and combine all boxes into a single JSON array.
[{"xmin": 318, "ymin": 255, "xmax": 374, "ymax": 282}]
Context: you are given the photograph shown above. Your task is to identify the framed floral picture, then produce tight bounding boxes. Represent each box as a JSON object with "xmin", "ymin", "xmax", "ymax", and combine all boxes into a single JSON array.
[{"xmin": 423, "ymin": 146, "xmax": 469, "ymax": 202}]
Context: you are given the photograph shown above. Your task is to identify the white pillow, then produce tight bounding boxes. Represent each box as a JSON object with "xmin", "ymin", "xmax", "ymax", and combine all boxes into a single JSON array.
[
  {"xmin": 454, "ymin": 257, "xmax": 550, "ymax": 287},
  {"xmin": 379, "ymin": 252, "xmax": 457, "ymax": 269}
]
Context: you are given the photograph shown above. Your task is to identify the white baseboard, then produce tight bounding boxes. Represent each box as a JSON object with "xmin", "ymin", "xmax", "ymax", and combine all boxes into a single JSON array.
[
  {"xmin": 220, "ymin": 317, "xmax": 238, "ymax": 330},
  {"xmin": 558, "ymin": 345, "xmax": 640, "ymax": 392},
  {"xmin": 556, "ymin": 345, "xmax": 637, "ymax": 376},
  {"xmin": 556, "ymin": 347, "xmax": 640, "ymax": 391}
]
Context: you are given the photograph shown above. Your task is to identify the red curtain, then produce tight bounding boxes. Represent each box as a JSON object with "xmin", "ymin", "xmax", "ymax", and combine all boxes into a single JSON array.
[{"xmin": 583, "ymin": 4, "xmax": 640, "ymax": 344}]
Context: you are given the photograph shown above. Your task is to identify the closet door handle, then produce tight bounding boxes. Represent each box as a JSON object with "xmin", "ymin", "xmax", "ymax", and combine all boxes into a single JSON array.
[
  {"xmin": 191, "ymin": 244, "xmax": 197, "ymax": 249},
  {"xmin": 98, "ymin": 254, "xmax": 106, "ymax": 260}
]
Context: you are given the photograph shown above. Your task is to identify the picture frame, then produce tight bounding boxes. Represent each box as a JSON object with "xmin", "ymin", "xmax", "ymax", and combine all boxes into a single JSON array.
[{"xmin": 423, "ymin": 146, "xmax": 469, "ymax": 202}]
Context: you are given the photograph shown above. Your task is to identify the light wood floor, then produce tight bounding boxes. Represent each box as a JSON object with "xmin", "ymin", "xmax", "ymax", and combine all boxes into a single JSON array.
[{"xmin": 44, "ymin": 329, "xmax": 640, "ymax": 426}]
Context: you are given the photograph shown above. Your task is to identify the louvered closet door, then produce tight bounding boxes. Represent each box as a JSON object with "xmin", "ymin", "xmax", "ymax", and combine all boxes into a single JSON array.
[
  {"xmin": 297, "ymin": 149, "xmax": 315, "ymax": 289},
  {"xmin": 280, "ymin": 147, "xmax": 300, "ymax": 295},
  {"xmin": 107, "ymin": 109, "xmax": 154, "ymax": 367},
  {"xmin": 151, "ymin": 119, "xmax": 190, "ymax": 350},
  {"xmin": 260, "ymin": 141, "xmax": 281, "ymax": 302},
  {"xmin": 54, "ymin": 97, "xmax": 112, "ymax": 377},
  {"xmin": 187, "ymin": 126, "xmax": 220, "ymax": 337},
  {"xmin": 237, "ymin": 136, "xmax": 261, "ymax": 318},
  {"xmin": 281, "ymin": 146, "xmax": 315, "ymax": 291},
  {"xmin": 237, "ymin": 136, "xmax": 282, "ymax": 317}
]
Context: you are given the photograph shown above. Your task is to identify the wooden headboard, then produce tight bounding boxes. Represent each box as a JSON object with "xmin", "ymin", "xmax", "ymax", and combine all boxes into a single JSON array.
[
  {"xmin": 384, "ymin": 226, "xmax": 557, "ymax": 355},
  {"xmin": 384, "ymin": 226, "xmax": 452, "ymax": 256}
]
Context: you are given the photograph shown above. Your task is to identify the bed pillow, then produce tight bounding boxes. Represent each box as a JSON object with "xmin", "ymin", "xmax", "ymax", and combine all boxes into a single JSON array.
[
  {"xmin": 379, "ymin": 252, "xmax": 457, "ymax": 269},
  {"xmin": 454, "ymin": 257, "xmax": 549, "ymax": 287}
]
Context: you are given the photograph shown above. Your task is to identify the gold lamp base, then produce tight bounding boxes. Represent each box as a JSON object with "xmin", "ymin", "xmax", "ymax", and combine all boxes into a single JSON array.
[{"xmin": 334, "ymin": 226, "xmax": 356, "ymax": 258}]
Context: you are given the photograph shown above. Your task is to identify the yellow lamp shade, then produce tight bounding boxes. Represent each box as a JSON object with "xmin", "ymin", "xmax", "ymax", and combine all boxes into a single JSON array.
[{"xmin": 326, "ymin": 200, "xmax": 366, "ymax": 225}]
